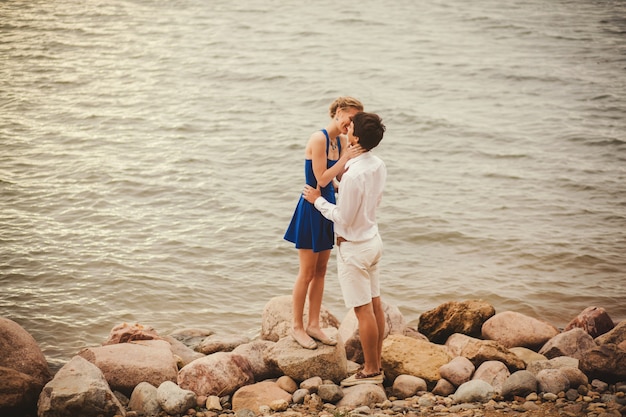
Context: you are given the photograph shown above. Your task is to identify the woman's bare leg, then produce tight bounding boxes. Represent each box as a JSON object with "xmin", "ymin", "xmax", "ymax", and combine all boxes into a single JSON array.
[
  {"xmin": 306, "ymin": 249, "xmax": 330, "ymax": 333},
  {"xmin": 291, "ymin": 249, "xmax": 320, "ymax": 348}
]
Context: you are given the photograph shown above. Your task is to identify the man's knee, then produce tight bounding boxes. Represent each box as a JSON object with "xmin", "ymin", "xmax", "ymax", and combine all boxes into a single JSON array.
[{"xmin": 354, "ymin": 302, "xmax": 375, "ymax": 319}]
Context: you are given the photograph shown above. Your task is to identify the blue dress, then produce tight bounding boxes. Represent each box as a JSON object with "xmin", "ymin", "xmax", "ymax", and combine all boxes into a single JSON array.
[{"xmin": 284, "ymin": 129, "xmax": 341, "ymax": 252}]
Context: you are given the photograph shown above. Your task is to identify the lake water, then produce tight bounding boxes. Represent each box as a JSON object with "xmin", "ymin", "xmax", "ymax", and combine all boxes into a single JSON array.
[{"xmin": 1, "ymin": 0, "xmax": 625, "ymax": 372}]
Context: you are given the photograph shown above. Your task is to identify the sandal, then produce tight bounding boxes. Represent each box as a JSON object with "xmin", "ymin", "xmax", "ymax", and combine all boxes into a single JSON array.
[
  {"xmin": 340, "ymin": 370, "xmax": 383, "ymax": 387},
  {"xmin": 289, "ymin": 329, "xmax": 317, "ymax": 350}
]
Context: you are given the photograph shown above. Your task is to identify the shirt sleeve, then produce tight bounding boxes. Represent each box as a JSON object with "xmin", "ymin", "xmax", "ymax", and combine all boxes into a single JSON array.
[{"xmin": 314, "ymin": 175, "xmax": 361, "ymax": 228}]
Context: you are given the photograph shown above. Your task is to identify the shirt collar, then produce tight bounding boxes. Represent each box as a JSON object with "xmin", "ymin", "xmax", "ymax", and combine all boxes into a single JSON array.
[{"xmin": 345, "ymin": 151, "xmax": 370, "ymax": 169}]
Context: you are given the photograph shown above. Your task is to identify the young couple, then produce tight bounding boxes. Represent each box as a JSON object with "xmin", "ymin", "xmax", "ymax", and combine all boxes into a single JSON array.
[{"xmin": 284, "ymin": 97, "xmax": 387, "ymax": 387}]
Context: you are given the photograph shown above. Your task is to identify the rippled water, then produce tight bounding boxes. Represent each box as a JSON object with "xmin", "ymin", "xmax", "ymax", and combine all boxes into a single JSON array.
[{"xmin": 1, "ymin": 0, "xmax": 625, "ymax": 371}]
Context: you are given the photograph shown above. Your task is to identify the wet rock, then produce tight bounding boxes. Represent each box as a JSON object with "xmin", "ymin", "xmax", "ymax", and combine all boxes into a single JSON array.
[
  {"xmin": 481, "ymin": 311, "xmax": 560, "ymax": 350},
  {"xmin": 565, "ymin": 306, "xmax": 615, "ymax": 338},
  {"xmin": 418, "ymin": 300, "xmax": 496, "ymax": 344}
]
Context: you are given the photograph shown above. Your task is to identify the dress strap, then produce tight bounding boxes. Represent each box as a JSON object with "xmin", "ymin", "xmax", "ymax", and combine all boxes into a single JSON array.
[
  {"xmin": 336, "ymin": 136, "xmax": 341, "ymax": 154},
  {"xmin": 321, "ymin": 129, "xmax": 330, "ymax": 157}
]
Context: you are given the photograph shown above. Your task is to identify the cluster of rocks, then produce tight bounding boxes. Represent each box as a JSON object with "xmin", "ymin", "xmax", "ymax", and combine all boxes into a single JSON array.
[{"xmin": 1, "ymin": 296, "xmax": 625, "ymax": 417}]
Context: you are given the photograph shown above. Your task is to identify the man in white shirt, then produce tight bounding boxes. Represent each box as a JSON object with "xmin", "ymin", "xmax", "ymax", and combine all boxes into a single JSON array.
[{"xmin": 303, "ymin": 112, "xmax": 387, "ymax": 386}]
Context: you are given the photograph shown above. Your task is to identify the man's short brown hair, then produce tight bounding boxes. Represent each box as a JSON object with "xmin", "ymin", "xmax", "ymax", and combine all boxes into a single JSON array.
[{"xmin": 353, "ymin": 112, "xmax": 385, "ymax": 150}]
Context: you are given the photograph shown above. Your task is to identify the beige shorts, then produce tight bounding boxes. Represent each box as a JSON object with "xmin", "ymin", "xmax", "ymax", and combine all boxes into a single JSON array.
[{"xmin": 336, "ymin": 233, "xmax": 383, "ymax": 309}]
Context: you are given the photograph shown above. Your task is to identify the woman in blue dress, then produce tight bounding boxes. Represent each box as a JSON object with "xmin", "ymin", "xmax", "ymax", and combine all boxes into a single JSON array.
[{"xmin": 284, "ymin": 97, "xmax": 364, "ymax": 349}]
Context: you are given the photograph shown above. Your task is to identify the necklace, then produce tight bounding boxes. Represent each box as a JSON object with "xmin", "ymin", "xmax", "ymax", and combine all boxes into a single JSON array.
[{"xmin": 330, "ymin": 138, "xmax": 338, "ymax": 151}]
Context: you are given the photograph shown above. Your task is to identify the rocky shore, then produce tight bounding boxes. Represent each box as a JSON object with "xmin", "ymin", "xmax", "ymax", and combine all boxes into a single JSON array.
[{"xmin": 1, "ymin": 297, "xmax": 625, "ymax": 417}]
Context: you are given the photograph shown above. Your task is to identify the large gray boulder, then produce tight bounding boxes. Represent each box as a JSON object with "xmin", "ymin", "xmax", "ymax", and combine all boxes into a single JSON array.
[{"xmin": 37, "ymin": 356, "xmax": 125, "ymax": 417}]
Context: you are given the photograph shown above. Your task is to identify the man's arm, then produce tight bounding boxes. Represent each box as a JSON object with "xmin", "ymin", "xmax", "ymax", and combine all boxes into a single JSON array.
[{"xmin": 302, "ymin": 179, "xmax": 361, "ymax": 228}]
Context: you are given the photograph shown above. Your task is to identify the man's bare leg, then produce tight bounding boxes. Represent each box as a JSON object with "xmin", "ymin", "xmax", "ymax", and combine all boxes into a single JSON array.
[{"xmin": 354, "ymin": 302, "xmax": 381, "ymax": 376}]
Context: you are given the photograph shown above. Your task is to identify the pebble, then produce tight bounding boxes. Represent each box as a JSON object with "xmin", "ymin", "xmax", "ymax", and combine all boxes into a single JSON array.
[{"xmin": 113, "ymin": 376, "xmax": 626, "ymax": 417}]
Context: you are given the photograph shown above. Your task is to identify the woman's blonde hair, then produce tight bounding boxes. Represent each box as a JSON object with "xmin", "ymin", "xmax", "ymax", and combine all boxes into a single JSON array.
[{"xmin": 329, "ymin": 96, "xmax": 364, "ymax": 118}]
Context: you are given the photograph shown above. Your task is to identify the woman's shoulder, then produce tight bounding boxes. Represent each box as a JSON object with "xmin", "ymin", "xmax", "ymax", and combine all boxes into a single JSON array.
[
  {"xmin": 305, "ymin": 130, "xmax": 328, "ymax": 157},
  {"xmin": 307, "ymin": 130, "xmax": 327, "ymax": 146}
]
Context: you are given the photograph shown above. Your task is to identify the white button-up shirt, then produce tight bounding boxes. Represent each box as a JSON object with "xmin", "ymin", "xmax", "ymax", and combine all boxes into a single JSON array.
[{"xmin": 314, "ymin": 152, "xmax": 386, "ymax": 242}]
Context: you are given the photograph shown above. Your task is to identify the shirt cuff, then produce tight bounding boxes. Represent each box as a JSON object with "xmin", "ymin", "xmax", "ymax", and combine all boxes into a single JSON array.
[{"xmin": 313, "ymin": 196, "xmax": 325, "ymax": 210}]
